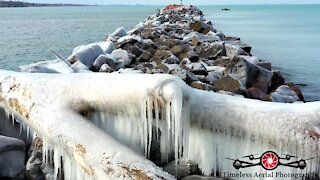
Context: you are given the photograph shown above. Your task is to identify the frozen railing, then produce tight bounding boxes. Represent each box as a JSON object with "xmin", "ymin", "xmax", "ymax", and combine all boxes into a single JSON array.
[{"xmin": 0, "ymin": 70, "xmax": 319, "ymax": 179}]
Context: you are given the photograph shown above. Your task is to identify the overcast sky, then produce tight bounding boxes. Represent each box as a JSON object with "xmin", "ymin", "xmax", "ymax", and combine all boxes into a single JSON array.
[{"xmin": 24, "ymin": 0, "xmax": 320, "ymax": 5}]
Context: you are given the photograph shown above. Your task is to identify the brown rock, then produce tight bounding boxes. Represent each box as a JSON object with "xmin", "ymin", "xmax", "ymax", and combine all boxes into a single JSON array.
[
  {"xmin": 152, "ymin": 50, "xmax": 172, "ymax": 64},
  {"xmin": 191, "ymin": 81, "xmax": 213, "ymax": 91},
  {"xmin": 139, "ymin": 51, "xmax": 153, "ymax": 62},
  {"xmin": 191, "ymin": 36, "xmax": 200, "ymax": 46},
  {"xmin": 247, "ymin": 87, "xmax": 270, "ymax": 101},
  {"xmin": 270, "ymin": 71, "xmax": 285, "ymax": 92},
  {"xmin": 257, "ymin": 62, "xmax": 272, "ymax": 70},
  {"xmin": 286, "ymin": 83, "xmax": 305, "ymax": 102},
  {"xmin": 213, "ymin": 74, "xmax": 247, "ymax": 95},
  {"xmin": 130, "ymin": 45, "xmax": 144, "ymax": 57},
  {"xmin": 198, "ymin": 42, "xmax": 226, "ymax": 60}
]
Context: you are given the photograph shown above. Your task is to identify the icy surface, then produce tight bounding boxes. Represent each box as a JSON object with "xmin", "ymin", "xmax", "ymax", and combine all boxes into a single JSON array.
[{"xmin": 19, "ymin": 59, "xmax": 74, "ymax": 73}]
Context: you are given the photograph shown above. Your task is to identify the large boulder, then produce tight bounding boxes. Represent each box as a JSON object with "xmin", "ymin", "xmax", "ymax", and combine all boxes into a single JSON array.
[
  {"xmin": 111, "ymin": 27, "xmax": 127, "ymax": 38},
  {"xmin": 213, "ymin": 74, "xmax": 247, "ymax": 95},
  {"xmin": 225, "ymin": 43, "xmax": 248, "ymax": 57},
  {"xmin": 93, "ymin": 54, "xmax": 116, "ymax": 71},
  {"xmin": 197, "ymin": 42, "xmax": 226, "ymax": 60},
  {"xmin": 190, "ymin": 21, "xmax": 211, "ymax": 34},
  {"xmin": 0, "ymin": 135, "xmax": 25, "ymax": 179},
  {"xmin": 271, "ymin": 85, "xmax": 300, "ymax": 103},
  {"xmin": 100, "ymin": 41, "xmax": 116, "ymax": 54},
  {"xmin": 225, "ymin": 56, "xmax": 273, "ymax": 93},
  {"xmin": 67, "ymin": 44, "xmax": 105, "ymax": 68},
  {"xmin": 270, "ymin": 71, "xmax": 285, "ymax": 92},
  {"xmin": 111, "ymin": 49, "xmax": 132, "ymax": 66},
  {"xmin": 71, "ymin": 61, "xmax": 90, "ymax": 73},
  {"xmin": 286, "ymin": 83, "xmax": 305, "ymax": 102},
  {"xmin": 168, "ymin": 64, "xmax": 199, "ymax": 84}
]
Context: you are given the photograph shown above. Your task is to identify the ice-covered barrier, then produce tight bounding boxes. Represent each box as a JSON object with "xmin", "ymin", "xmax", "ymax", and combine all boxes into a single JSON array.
[{"xmin": 0, "ymin": 70, "xmax": 319, "ymax": 179}]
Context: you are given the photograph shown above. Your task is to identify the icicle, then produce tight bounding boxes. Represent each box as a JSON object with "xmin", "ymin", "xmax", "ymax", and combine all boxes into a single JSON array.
[{"xmin": 147, "ymin": 96, "xmax": 153, "ymax": 158}]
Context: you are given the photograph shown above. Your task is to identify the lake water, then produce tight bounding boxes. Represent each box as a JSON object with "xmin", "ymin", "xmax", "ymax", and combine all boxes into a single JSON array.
[{"xmin": 0, "ymin": 5, "xmax": 319, "ymax": 101}]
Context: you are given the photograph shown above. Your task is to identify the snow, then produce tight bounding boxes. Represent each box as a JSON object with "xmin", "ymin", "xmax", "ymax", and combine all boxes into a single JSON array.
[
  {"xmin": 19, "ymin": 59, "xmax": 74, "ymax": 74},
  {"xmin": 111, "ymin": 27, "xmax": 127, "ymax": 38},
  {"xmin": 1, "ymin": 64, "xmax": 320, "ymax": 179},
  {"xmin": 67, "ymin": 44, "xmax": 104, "ymax": 68}
]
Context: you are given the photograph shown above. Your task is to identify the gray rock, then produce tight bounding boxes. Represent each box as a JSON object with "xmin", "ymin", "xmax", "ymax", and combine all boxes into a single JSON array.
[
  {"xmin": 101, "ymin": 41, "xmax": 116, "ymax": 54},
  {"xmin": 188, "ymin": 50, "xmax": 199, "ymax": 62},
  {"xmin": 198, "ymin": 42, "xmax": 226, "ymax": 60},
  {"xmin": 71, "ymin": 61, "xmax": 89, "ymax": 73},
  {"xmin": 99, "ymin": 64, "xmax": 114, "ymax": 73},
  {"xmin": 67, "ymin": 45, "xmax": 104, "ymax": 68},
  {"xmin": 0, "ymin": 135, "xmax": 25, "ymax": 180},
  {"xmin": 139, "ymin": 51, "xmax": 153, "ymax": 62},
  {"xmin": 111, "ymin": 49, "xmax": 131, "ymax": 66},
  {"xmin": 111, "ymin": 27, "xmax": 127, "ymax": 38},
  {"xmin": 93, "ymin": 54, "xmax": 116, "ymax": 71},
  {"xmin": 271, "ymin": 85, "xmax": 300, "ymax": 103},
  {"xmin": 225, "ymin": 56, "xmax": 273, "ymax": 93},
  {"xmin": 168, "ymin": 64, "xmax": 199, "ymax": 84},
  {"xmin": 225, "ymin": 43, "xmax": 247, "ymax": 57},
  {"xmin": 164, "ymin": 54, "xmax": 180, "ymax": 64},
  {"xmin": 26, "ymin": 137, "xmax": 44, "ymax": 180},
  {"xmin": 163, "ymin": 160, "xmax": 198, "ymax": 180}
]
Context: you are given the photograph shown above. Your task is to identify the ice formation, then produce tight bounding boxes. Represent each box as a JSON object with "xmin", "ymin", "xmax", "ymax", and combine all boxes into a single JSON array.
[{"xmin": 0, "ymin": 70, "xmax": 319, "ymax": 179}]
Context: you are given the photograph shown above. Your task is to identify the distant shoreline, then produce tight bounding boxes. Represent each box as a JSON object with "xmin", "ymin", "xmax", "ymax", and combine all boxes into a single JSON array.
[{"xmin": 0, "ymin": 1, "xmax": 88, "ymax": 8}]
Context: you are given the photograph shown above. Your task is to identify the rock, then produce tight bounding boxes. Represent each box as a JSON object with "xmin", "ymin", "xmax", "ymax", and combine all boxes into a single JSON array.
[
  {"xmin": 198, "ymin": 42, "xmax": 226, "ymax": 60},
  {"xmin": 169, "ymin": 65, "xmax": 198, "ymax": 84},
  {"xmin": 213, "ymin": 56, "xmax": 231, "ymax": 67},
  {"xmin": 152, "ymin": 50, "xmax": 172, "ymax": 64},
  {"xmin": 225, "ymin": 56, "xmax": 273, "ymax": 93},
  {"xmin": 67, "ymin": 44, "xmax": 104, "ymax": 68},
  {"xmin": 225, "ymin": 43, "xmax": 247, "ymax": 57},
  {"xmin": 191, "ymin": 36, "xmax": 200, "ymax": 46},
  {"xmin": 239, "ymin": 55, "xmax": 259, "ymax": 65},
  {"xmin": 247, "ymin": 87, "xmax": 270, "ymax": 101},
  {"xmin": 270, "ymin": 71, "xmax": 285, "ymax": 92},
  {"xmin": 205, "ymin": 69, "xmax": 224, "ymax": 84},
  {"xmin": 181, "ymin": 58, "xmax": 208, "ymax": 76},
  {"xmin": 139, "ymin": 51, "xmax": 153, "ymax": 62},
  {"xmin": 286, "ymin": 83, "xmax": 305, "ymax": 102},
  {"xmin": 213, "ymin": 74, "xmax": 247, "ymax": 95},
  {"xmin": 99, "ymin": 64, "xmax": 114, "ymax": 73},
  {"xmin": 271, "ymin": 85, "xmax": 300, "ymax": 103},
  {"xmin": 182, "ymin": 175, "xmax": 224, "ymax": 180},
  {"xmin": 117, "ymin": 35, "xmax": 142, "ymax": 45},
  {"xmin": 130, "ymin": 45, "xmax": 144, "ymax": 57},
  {"xmin": 164, "ymin": 54, "xmax": 180, "ymax": 64},
  {"xmin": 257, "ymin": 62, "xmax": 272, "ymax": 70},
  {"xmin": 163, "ymin": 160, "xmax": 198, "ymax": 180},
  {"xmin": 26, "ymin": 137, "xmax": 44, "ymax": 180},
  {"xmin": 171, "ymin": 44, "xmax": 189, "ymax": 57},
  {"xmin": 228, "ymin": 40, "xmax": 252, "ymax": 54},
  {"xmin": 71, "ymin": 61, "xmax": 89, "ymax": 73},
  {"xmin": 111, "ymin": 49, "xmax": 132, "ymax": 66},
  {"xmin": 155, "ymin": 64, "xmax": 170, "ymax": 73},
  {"xmin": 187, "ymin": 50, "xmax": 199, "ymax": 62},
  {"xmin": 93, "ymin": 54, "xmax": 116, "ymax": 71},
  {"xmin": 141, "ymin": 29, "xmax": 160, "ymax": 39},
  {"xmin": 224, "ymin": 36, "xmax": 241, "ymax": 41},
  {"xmin": 100, "ymin": 41, "xmax": 116, "ymax": 54},
  {"xmin": 191, "ymin": 81, "xmax": 213, "ymax": 91},
  {"xmin": 184, "ymin": 32, "xmax": 221, "ymax": 44},
  {"xmin": 190, "ymin": 21, "xmax": 210, "ymax": 34},
  {"xmin": 0, "ymin": 135, "xmax": 25, "ymax": 179},
  {"xmin": 111, "ymin": 27, "xmax": 127, "ymax": 37}
]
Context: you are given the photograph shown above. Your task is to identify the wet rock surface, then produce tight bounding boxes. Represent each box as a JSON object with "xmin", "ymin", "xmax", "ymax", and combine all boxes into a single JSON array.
[{"xmin": 0, "ymin": 135, "xmax": 25, "ymax": 180}]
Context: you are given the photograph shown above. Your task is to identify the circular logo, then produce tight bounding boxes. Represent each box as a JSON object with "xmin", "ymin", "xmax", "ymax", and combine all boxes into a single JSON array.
[{"xmin": 260, "ymin": 151, "xmax": 279, "ymax": 170}]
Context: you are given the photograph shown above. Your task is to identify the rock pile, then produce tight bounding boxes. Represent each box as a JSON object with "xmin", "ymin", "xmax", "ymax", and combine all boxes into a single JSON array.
[{"xmin": 54, "ymin": 5, "xmax": 304, "ymax": 103}]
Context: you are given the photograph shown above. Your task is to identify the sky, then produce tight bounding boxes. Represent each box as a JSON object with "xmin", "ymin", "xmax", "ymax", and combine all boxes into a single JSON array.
[{"xmin": 23, "ymin": 0, "xmax": 320, "ymax": 5}]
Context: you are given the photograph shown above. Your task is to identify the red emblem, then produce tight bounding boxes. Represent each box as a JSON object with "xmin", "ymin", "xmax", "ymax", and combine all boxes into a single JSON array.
[{"xmin": 261, "ymin": 151, "xmax": 279, "ymax": 170}]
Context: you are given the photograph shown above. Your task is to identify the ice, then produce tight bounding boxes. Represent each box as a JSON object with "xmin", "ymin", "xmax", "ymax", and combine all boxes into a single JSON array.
[
  {"xmin": 0, "ymin": 71, "xmax": 318, "ymax": 179},
  {"xmin": 67, "ymin": 44, "xmax": 104, "ymax": 68},
  {"xmin": 19, "ymin": 59, "xmax": 74, "ymax": 73}
]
